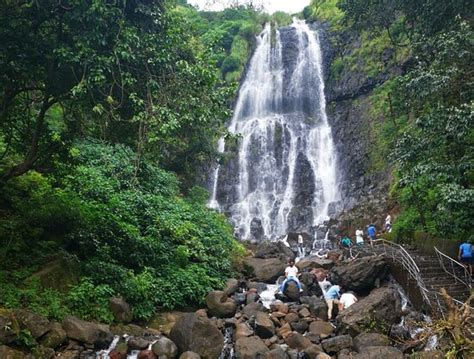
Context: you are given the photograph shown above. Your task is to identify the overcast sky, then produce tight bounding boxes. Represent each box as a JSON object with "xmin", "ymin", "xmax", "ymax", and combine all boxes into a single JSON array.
[{"xmin": 187, "ymin": 0, "xmax": 311, "ymax": 14}]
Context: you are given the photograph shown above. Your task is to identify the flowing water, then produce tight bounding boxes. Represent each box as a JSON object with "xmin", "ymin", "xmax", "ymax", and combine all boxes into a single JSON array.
[{"xmin": 209, "ymin": 19, "xmax": 338, "ymax": 241}]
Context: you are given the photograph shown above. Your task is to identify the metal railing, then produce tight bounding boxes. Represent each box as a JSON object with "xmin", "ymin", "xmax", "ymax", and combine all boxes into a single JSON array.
[
  {"xmin": 353, "ymin": 239, "xmax": 458, "ymax": 318},
  {"xmin": 434, "ymin": 246, "xmax": 472, "ymax": 289}
]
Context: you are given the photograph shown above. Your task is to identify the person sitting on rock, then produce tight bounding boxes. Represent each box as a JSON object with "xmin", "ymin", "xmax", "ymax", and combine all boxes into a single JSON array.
[
  {"xmin": 280, "ymin": 259, "xmax": 303, "ymax": 294},
  {"xmin": 338, "ymin": 287, "xmax": 357, "ymax": 312},
  {"xmin": 324, "ymin": 284, "xmax": 341, "ymax": 320}
]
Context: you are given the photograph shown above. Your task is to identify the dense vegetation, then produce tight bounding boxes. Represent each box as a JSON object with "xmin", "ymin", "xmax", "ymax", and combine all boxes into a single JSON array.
[
  {"xmin": 0, "ymin": 0, "xmax": 257, "ymax": 322},
  {"xmin": 305, "ymin": 0, "xmax": 473, "ymax": 242}
]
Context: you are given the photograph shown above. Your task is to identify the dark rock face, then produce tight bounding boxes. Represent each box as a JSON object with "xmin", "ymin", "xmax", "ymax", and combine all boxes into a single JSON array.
[
  {"xmin": 62, "ymin": 316, "xmax": 113, "ymax": 348},
  {"xmin": 353, "ymin": 333, "xmax": 389, "ymax": 352},
  {"xmin": 321, "ymin": 335, "xmax": 353, "ymax": 354},
  {"xmin": 40, "ymin": 322, "xmax": 67, "ymax": 349},
  {"xmin": 300, "ymin": 296, "xmax": 329, "ymax": 321},
  {"xmin": 255, "ymin": 241, "xmax": 295, "ymax": 261},
  {"xmin": 330, "ymin": 256, "xmax": 389, "ymax": 291},
  {"xmin": 109, "ymin": 297, "xmax": 133, "ymax": 323},
  {"xmin": 15, "ymin": 309, "xmax": 51, "ymax": 339},
  {"xmin": 243, "ymin": 257, "xmax": 286, "ymax": 282},
  {"xmin": 337, "ymin": 287, "xmax": 402, "ymax": 337},
  {"xmin": 169, "ymin": 313, "xmax": 224, "ymax": 359}
]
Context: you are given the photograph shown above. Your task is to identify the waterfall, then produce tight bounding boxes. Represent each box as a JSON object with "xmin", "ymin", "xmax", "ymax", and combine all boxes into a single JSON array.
[{"xmin": 210, "ymin": 19, "xmax": 338, "ymax": 241}]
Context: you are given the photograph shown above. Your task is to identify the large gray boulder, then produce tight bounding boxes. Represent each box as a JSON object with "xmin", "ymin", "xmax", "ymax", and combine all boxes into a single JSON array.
[
  {"xmin": 235, "ymin": 336, "xmax": 269, "ymax": 359},
  {"xmin": 62, "ymin": 316, "xmax": 113, "ymax": 348},
  {"xmin": 254, "ymin": 312, "xmax": 275, "ymax": 339},
  {"xmin": 282, "ymin": 280, "xmax": 301, "ymax": 301},
  {"xmin": 321, "ymin": 335, "xmax": 352, "ymax": 354},
  {"xmin": 244, "ymin": 257, "xmax": 286, "ymax": 282},
  {"xmin": 205, "ymin": 291, "xmax": 237, "ymax": 318},
  {"xmin": 353, "ymin": 333, "xmax": 389, "ymax": 352},
  {"xmin": 351, "ymin": 346, "xmax": 403, "ymax": 358},
  {"xmin": 300, "ymin": 296, "xmax": 328, "ymax": 320},
  {"xmin": 109, "ymin": 297, "xmax": 133, "ymax": 323},
  {"xmin": 169, "ymin": 313, "xmax": 224, "ymax": 359},
  {"xmin": 330, "ymin": 256, "xmax": 389, "ymax": 291},
  {"xmin": 296, "ymin": 257, "xmax": 334, "ymax": 271},
  {"xmin": 337, "ymin": 287, "xmax": 402, "ymax": 337},
  {"xmin": 40, "ymin": 322, "xmax": 67, "ymax": 349},
  {"xmin": 255, "ymin": 241, "xmax": 295, "ymax": 260},
  {"xmin": 15, "ymin": 309, "xmax": 50, "ymax": 339},
  {"xmin": 152, "ymin": 336, "xmax": 178, "ymax": 359}
]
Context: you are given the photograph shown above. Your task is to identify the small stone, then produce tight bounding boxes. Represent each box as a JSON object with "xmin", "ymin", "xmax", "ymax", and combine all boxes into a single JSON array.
[
  {"xmin": 299, "ymin": 308, "xmax": 311, "ymax": 317},
  {"xmin": 276, "ymin": 323, "xmax": 292, "ymax": 339},
  {"xmin": 270, "ymin": 302, "xmax": 289, "ymax": 314},
  {"xmin": 255, "ymin": 312, "xmax": 275, "ymax": 339},
  {"xmin": 284, "ymin": 312, "xmax": 299, "ymax": 324}
]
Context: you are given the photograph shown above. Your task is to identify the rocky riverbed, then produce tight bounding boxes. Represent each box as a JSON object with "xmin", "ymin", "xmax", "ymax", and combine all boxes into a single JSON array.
[{"xmin": 0, "ymin": 241, "xmax": 444, "ymax": 358}]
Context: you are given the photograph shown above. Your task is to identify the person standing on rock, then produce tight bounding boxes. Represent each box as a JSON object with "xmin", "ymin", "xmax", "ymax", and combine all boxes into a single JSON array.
[
  {"xmin": 384, "ymin": 214, "xmax": 392, "ymax": 232},
  {"xmin": 338, "ymin": 287, "xmax": 357, "ymax": 312},
  {"xmin": 297, "ymin": 234, "xmax": 305, "ymax": 257},
  {"xmin": 280, "ymin": 259, "xmax": 303, "ymax": 294},
  {"xmin": 367, "ymin": 224, "xmax": 376, "ymax": 244},
  {"xmin": 324, "ymin": 284, "xmax": 340, "ymax": 320},
  {"xmin": 458, "ymin": 240, "xmax": 473, "ymax": 276},
  {"xmin": 355, "ymin": 228, "xmax": 364, "ymax": 245}
]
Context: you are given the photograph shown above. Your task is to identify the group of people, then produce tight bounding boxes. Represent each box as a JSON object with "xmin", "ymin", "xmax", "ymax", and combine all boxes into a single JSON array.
[
  {"xmin": 339, "ymin": 214, "xmax": 393, "ymax": 249},
  {"xmin": 278, "ymin": 259, "xmax": 357, "ymax": 320}
]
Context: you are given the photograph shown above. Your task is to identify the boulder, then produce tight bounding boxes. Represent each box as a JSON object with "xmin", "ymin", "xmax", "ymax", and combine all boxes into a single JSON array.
[
  {"xmin": 255, "ymin": 241, "xmax": 295, "ymax": 260},
  {"xmin": 15, "ymin": 309, "xmax": 50, "ymax": 338},
  {"xmin": 265, "ymin": 346, "xmax": 288, "ymax": 359},
  {"xmin": 223, "ymin": 279, "xmax": 240, "ymax": 297},
  {"xmin": 300, "ymin": 296, "xmax": 328, "ymax": 320},
  {"xmin": 289, "ymin": 320, "xmax": 308, "ymax": 334},
  {"xmin": 235, "ymin": 336, "xmax": 269, "ymax": 359},
  {"xmin": 284, "ymin": 332, "xmax": 312, "ymax": 351},
  {"xmin": 111, "ymin": 323, "xmax": 145, "ymax": 337},
  {"xmin": 179, "ymin": 352, "xmax": 201, "ymax": 359},
  {"xmin": 148, "ymin": 312, "xmax": 185, "ymax": 336},
  {"xmin": 351, "ymin": 346, "xmax": 403, "ymax": 358},
  {"xmin": 40, "ymin": 322, "xmax": 67, "ymax": 349},
  {"xmin": 205, "ymin": 291, "xmax": 237, "ymax": 318},
  {"xmin": 321, "ymin": 335, "xmax": 352, "ymax": 354},
  {"xmin": 169, "ymin": 313, "xmax": 224, "ymax": 359},
  {"xmin": 0, "ymin": 308, "xmax": 19, "ymax": 344},
  {"xmin": 244, "ymin": 257, "xmax": 286, "ymax": 282},
  {"xmin": 0, "ymin": 345, "xmax": 27, "ymax": 359},
  {"xmin": 241, "ymin": 302, "xmax": 266, "ymax": 318},
  {"xmin": 330, "ymin": 256, "xmax": 389, "ymax": 291},
  {"xmin": 303, "ymin": 344, "xmax": 324, "ymax": 359},
  {"xmin": 152, "ymin": 337, "xmax": 178, "ymax": 359},
  {"xmin": 110, "ymin": 342, "xmax": 129, "ymax": 359},
  {"xmin": 353, "ymin": 333, "xmax": 389, "ymax": 352},
  {"xmin": 308, "ymin": 321, "xmax": 334, "ymax": 338},
  {"xmin": 276, "ymin": 323, "xmax": 292, "ymax": 339},
  {"xmin": 246, "ymin": 291, "xmax": 260, "ymax": 305},
  {"xmin": 270, "ymin": 301, "xmax": 289, "ymax": 314},
  {"xmin": 296, "ymin": 257, "xmax": 334, "ymax": 271},
  {"xmin": 62, "ymin": 316, "xmax": 113, "ymax": 348},
  {"xmin": 109, "ymin": 297, "xmax": 133, "ymax": 323},
  {"xmin": 128, "ymin": 337, "xmax": 151, "ymax": 350},
  {"xmin": 138, "ymin": 350, "xmax": 157, "ymax": 359},
  {"xmin": 282, "ymin": 281, "xmax": 300, "ymax": 301},
  {"xmin": 255, "ymin": 312, "xmax": 275, "ymax": 339},
  {"xmin": 337, "ymin": 287, "xmax": 402, "ymax": 337},
  {"xmin": 235, "ymin": 322, "xmax": 254, "ymax": 340}
]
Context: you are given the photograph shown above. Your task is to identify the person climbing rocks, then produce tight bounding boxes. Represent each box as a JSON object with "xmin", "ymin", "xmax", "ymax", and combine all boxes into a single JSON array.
[
  {"xmin": 297, "ymin": 234, "xmax": 304, "ymax": 257},
  {"xmin": 339, "ymin": 236, "xmax": 352, "ymax": 248},
  {"xmin": 355, "ymin": 228, "xmax": 364, "ymax": 245},
  {"xmin": 324, "ymin": 284, "xmax": 341, "ymax": 320},
  {"xmin": 367, "ymin": 224, "xmax": 376, "ymax": 244},
  {"xmin": 384, "ymin": 214, "xmax": 392, "ymax": 232},
  {"xmin": 458, "ymin": 240, "xmax": 473, "ymax": 276},
  {"xmin": 280, "ymin": 259, "xmax": 303, "ymax": 294},
  {"xmin": 338, "ymin": 287, "xmax": 357, "ymax": 311}
]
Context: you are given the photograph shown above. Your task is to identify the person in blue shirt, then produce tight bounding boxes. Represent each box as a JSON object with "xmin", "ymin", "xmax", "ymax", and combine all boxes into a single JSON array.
[
  {"xmin": 458, "ymin": 240, "xmax": 473, "ymax": 276},
  {"xmin": 324, "ymin": 284, "xmax": 341, "ymax": 320},
  {"xmin": 367, "ymin": 224, "xmax": 376, "ymax": 243}
]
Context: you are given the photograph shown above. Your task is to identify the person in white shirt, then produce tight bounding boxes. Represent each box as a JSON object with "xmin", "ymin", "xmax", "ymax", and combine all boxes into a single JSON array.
[
  {"xmin": 355, "ymin": 229, "xmax": 364, "ymax": 245},
  {"xmin": 338, "ymin": 288, "xmax": 358, "ymax": 311},
  {"xmin": 280, "ymin": 259, "xmax": 303, "ymax": 294},
  {"xmin": 385, "ymin": 214, "xmax": 392, "ymax": 232}
]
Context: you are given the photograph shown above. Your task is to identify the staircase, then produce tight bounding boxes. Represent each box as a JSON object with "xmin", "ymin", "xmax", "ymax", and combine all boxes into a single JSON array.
[{"xmin": 352, "ymin": 239, "xmax": 472, "ymax": 317}]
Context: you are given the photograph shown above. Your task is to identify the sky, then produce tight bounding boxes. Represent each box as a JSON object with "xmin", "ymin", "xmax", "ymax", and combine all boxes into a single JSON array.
[{"xmin": 187, "ymin": 0, "xmax": 311, "ymax": 14}]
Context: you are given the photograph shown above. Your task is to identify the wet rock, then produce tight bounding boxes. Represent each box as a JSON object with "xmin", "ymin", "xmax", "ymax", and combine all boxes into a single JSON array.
[
  {"xmin": 351, "ymin": 346, "xmax": 403, "ymax": 358},
  {"xmin": 265, "ymin": 346, "xmax": 288, "ymax": 359},
  {"xmin": 235, "ymin": 336, "xmax": 269, "ymax": 358},
  {"xmin": 247, "ymin": 282, "xmax": 268, "ymax": 294},
  {"xmin": 223, "ymin": 278, "xmax": 240, "ymax": 296},
  {"xmin": 244, "ymin": 257, "xmax": 286, "ymax": 282},
  {"xmin": 250, "ymin": 218, "xmax": 264, "ymax": 241},
  {"xmin": 300, "ymin": 296, "xmax": 328, "ymax": 320},
  {"xmin": 233, "ymin": 293, "xmax": 247, "ymax": 306},
  {"xmin": 235, "ymin": 322, "xmax": 254, "ymax": 340},
  {"xmin": 255, "ymin": 312, "xmax": 275, "ymax": 339},
  {"xmin": 242, "ymin": 302, "xmax": 266, "ymax": 318},
  {"xmin": 179, "ymin": 352, "xmax": 201, "ymax": 359},
  {"xmin": 40, "ymin": 322, "xmax": 67, "ymax": 349},
  {"xmin": 255, "ymin": 241, "xmax": 295, "ymax": 260},
  {"xmin": 205, "ymin": 291, "xmax": 237, "ymax": 318},
  {"xmin": 110, "ymin": 342, "xmax": 128, "ymax": 359},
  {"xmin": 62, "ymin": 316, "xmax": 113, "ymax": 348},
  {"xmin": 152, "ymin": 336, "xmax": 178, "ymax": 359},
  {"xmin": 0, "ymin": 308, "xmax": 19, "ymax": 344},
  {"xmin": 297, "ymin": 257, "xmax": 334, "ymax": 271},
  {"xmin": 321, "ymin": 335, "xmax": 352, "ymax": 354},
  {"xmin": 0, "ymin": 345, "xmax": 27, "ymax": 359},
  {"xmin": 303, "ymin": 344, "xmax": 324, "ymax": 359},
  {"xmin": 169, "ymin": 313, "xmax": 224, "ymax": 359},
  {"xmin": 330, "ymin": 256, "xmax": 389, "ymax": 291},
  {"xmin": 309, "ymin": 320, "xmax": 334, "ymax": 338},
  {"xmin": 111, "ymin": 323, "xmax": 145, "ymax": 337},
  {"xmin": 290, "ymin": 320, "xmax": 309, "ymax": 334},
  {"xmin": 337, "ymin": 287, "xmax": 402, "ymax": 337},
  {"xmin": 284, "ymin": 332, "xmax": 312, "ymax": 351},
  {"xmin": 109, "ymin": 297, "xmax": 133, "ymax": 323},
  {"xmin": 353, "ymin": 333, "xmax": 389, "ymax": 352},
  {"xmin": 15, "ymin": 309, "xmax": 50, "ymax": 338},
  {"xmin": 246, "ymin": 291, "xmax": 260, "ymax": 305},
  {"xmin": 128, "ymin": 337, "xmax": 151, "ymax": 350}
]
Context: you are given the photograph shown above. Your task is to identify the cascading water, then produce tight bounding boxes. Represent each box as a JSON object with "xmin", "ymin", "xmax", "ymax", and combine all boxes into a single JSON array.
[{"xmin": 209, "ymin": 19, "xmax": 338, "ymax": 241}]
